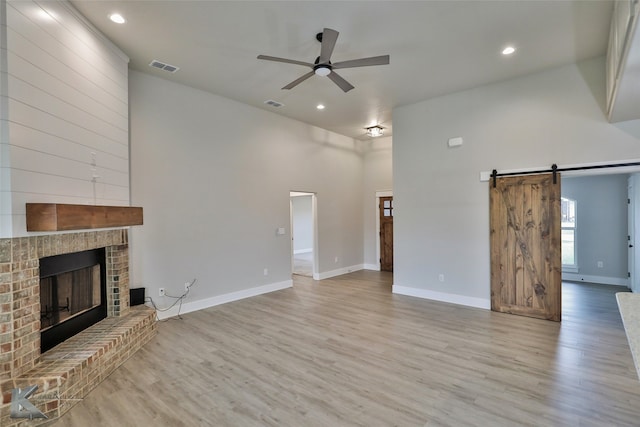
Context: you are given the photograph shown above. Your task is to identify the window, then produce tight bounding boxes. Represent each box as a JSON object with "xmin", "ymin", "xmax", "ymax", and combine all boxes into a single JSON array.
[
  {"xmin": 561, "ymin": 197, "xmax": 577, "ymax": 269},
  {"xmin": 383, "ymin": 199, "xmax": 393, "ymax": 217}
]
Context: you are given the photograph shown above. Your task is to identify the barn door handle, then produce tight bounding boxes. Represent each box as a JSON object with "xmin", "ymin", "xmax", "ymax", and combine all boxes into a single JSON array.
[{"xmin": 630, "ymin": 244, "xmax": 634, "ymax": 248}]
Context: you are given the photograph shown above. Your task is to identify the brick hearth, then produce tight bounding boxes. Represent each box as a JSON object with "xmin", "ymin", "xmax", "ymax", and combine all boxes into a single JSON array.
[{"xmin": 0, "ymin": 230, "xmax": 156, "ymax": 426}]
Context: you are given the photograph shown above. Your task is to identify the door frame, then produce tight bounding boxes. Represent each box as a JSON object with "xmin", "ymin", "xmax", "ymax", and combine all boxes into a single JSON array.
[
  {"xmin": 290, "ymin": 191, "xmax": 319, "ymax": 280},
  {"xmin": 629, "ymin": 176, "xmax": 635, "ymax": 292},
  {"xmin": 376, "ymin": 190, "xmax": 393, "ymax": 271}
]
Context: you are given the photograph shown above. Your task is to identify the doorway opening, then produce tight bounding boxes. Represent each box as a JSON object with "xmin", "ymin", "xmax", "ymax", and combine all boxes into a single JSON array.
[
  {"xmin": 290, "ymin": 192, "xmax": 318, "ymax": 278},
  {"xmin": 561, "ymin": 171, "xmax": 640, "ymax": 294}
]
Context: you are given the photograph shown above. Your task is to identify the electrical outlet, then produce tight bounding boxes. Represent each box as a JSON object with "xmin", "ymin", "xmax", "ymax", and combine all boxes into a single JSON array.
[
  {"xmin": 438, "ymin": 274, "xmax": 445, "ymax": 282},
  {"xmin": 263, "ymin": 268, "xmax": 268, "ymax": 276},
  {"xmin": 334, "ymin": 256, "xmax": 339, "ymax": 263},
  {"xmin": 597, "ymin": 261, "xmax": 604, "ymax": 268},
  {"xmin": 159, "ymin": 288, "xmax": 165, "ymax": 297}
]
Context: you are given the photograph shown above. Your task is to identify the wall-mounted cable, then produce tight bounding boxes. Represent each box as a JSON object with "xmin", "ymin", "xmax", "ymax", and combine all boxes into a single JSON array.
[{"xmin": 145, "ymin": 278, "xmax": 196, "ymax": 321}]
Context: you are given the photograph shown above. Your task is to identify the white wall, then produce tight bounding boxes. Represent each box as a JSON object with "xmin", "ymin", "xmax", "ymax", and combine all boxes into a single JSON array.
[
  {"xmin": 129, "ymin": 71, "xmax": 364, "ymax": 309},
  {"xmin": 291, "ymin": 195, "xmax": 313, "ymax": 253},
  {"xmin": 0, "ymin": 0, "xmax": 129, "ymax": 237},
  {"xmin": 362, "ymin": 136, "xmax": 392, "ymax": 268},
  {"xmin": 562, "ymin": 174, "xmax": 629, "ymax": 283},
  {"xmin": 393, "ymin": 57, "xmax": 640, "ymax": 308}
]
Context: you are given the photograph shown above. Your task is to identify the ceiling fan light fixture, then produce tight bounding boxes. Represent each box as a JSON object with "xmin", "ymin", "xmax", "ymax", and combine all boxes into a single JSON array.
[
  {"xmin": 314, "ymin": 66, "xmax": 331, "ymax": 77},
  {"xmin": 257, "ymin": 28, "xmax": 389, "ymax": 92},
  {"xmin": 366, "ymin": 125, "xmax": 384, "ymax": 137}
]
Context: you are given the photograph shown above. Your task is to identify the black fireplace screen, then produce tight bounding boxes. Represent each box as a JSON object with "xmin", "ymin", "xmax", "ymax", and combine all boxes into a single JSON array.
[
  {"xmin": 39, "ymin": 248, "xmax": 107, "ymax": 352},
  {"xmin": 40, "ymin": 265, "xmax": 101, "ymax": 330}
]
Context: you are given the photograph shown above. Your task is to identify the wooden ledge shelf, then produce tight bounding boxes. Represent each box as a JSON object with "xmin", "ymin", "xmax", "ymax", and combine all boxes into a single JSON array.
[{"xmin": 26, "ymin": 203, "xmax": 143, "ymax": 231}]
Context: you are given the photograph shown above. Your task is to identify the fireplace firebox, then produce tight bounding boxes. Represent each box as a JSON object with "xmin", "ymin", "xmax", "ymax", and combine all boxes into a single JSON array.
[{"xmin": 39, "ymin": 248, "xmax": 107, "ymax": 352}]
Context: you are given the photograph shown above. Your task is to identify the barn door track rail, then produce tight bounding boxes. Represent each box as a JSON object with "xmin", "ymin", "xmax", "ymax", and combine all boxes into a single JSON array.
[{"xmin": 491, "ymin": 161, "xmax": 640, "ymax": 188}]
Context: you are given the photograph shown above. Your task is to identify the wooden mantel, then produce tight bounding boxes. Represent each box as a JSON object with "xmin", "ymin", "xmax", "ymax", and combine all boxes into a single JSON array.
[{"xmin": 26, "ymin": 203, "xmax": 143, "ymax": 232}]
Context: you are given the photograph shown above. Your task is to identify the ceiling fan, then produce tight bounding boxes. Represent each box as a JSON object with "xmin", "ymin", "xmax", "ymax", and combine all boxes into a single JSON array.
[{"xmin": 257, "ymin": 28, "xmax": 390, "ymax": 93}]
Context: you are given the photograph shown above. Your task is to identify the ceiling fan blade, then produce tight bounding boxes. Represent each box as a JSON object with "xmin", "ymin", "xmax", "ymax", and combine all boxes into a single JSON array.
[
  {"xmin": 327, "ymin": 71, "xmax": 354, "ymax": 92},
  {"xmin": 257, "ymin": 55, "xmax": 314, "ymax": 68},
  {"xmin": 282, "ymin": 71, "xmax": 316, "ymax": 90},
  {"xmin": 319, "ymin": 28, "xmax": 339, "ymax": 63},
  {"xmin": 332, "ymin": 55, "xmax": 390, "ymax": 69}
]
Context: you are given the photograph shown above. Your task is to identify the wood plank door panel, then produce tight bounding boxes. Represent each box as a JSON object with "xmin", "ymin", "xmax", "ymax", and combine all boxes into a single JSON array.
[
  {"xmin": 490, "ymin": 174, "xmax": 561, "ymax": 321},
  {"xmin": 380, "ymin": 196, "xmax": 393, "ymax": 272}
]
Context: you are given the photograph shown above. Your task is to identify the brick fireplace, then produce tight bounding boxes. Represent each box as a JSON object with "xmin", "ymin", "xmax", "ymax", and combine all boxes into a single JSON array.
[{"xmin": 0, "ymin": 229, "xmax": 156, "ymax": 426}]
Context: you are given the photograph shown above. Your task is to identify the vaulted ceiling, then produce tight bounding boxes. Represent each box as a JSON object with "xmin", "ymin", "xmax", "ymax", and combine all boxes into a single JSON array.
[{"xmin": 70, "ymin": 1, "xmax": 616, "ymax": 140}]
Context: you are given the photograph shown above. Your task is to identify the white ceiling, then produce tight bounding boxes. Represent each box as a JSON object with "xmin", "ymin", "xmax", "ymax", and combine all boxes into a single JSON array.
[{"xmin": 70, "ymin": 0, "xmax": 615, "ymax": 140}]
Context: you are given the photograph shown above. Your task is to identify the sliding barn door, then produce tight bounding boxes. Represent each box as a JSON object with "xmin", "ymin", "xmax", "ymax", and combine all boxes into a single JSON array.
[{"xmin": 490, "ymin": 173, "xmax": 561, "ymax": 321}]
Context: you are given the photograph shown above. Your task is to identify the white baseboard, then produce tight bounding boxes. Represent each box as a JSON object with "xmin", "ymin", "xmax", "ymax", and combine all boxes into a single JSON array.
[
  {"xmin": 364, "ymin": 263, "xmax": 380, "ymax": 271},
  {"xmin": 154, "ymin": 280, "xmax": 293, "ymax": 320},
  {"xmin": 316, "ymin": 264, "xmax": 364, "ymax": 280},
  {"xmin": 562, "ymin": 273, "xmax": 629, "ymax": 287},
  {"xmin": 392, "ymin": 285, "xmax": 491, "ymax": 310},
  {"xmin": 293, "ymin": 248, "xmax": 313, "ymax": 255}
]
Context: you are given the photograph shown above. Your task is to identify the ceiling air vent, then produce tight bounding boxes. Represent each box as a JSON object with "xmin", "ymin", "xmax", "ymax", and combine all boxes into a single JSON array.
[
  {"xmin": 264, "ymin": 99, "xmax": 284, "ymax": 108},
  {"xmin": 149, "ymin": 60, "xmax": 180, "ymax": 73}
]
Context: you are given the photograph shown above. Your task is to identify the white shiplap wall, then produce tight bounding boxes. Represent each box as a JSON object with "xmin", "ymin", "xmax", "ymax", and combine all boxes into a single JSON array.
[
  {"xmin": 1, "ymin": 1, "xmax": 11, "ymax": 236},
  {"xmin": 1, "ymin": 0, "xmax": 129, "ymax": 237}
]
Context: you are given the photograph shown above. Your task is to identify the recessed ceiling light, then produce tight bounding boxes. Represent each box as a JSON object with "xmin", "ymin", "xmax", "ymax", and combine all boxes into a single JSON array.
[
  {"xmin": 502, "ymin": 46, "xmax": 516, "ymax": 55},
  {"xmin": 109, "ymin": 13, "xmax": 126, "ymax": 24},
  {"xmin": 316, "ymin": 104, "xmax": 325, "ymax": 110}
]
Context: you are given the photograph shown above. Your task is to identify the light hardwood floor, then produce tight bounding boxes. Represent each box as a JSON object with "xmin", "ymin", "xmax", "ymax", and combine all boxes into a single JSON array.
[
  {"xmin": 292, "ymin": 251, "xmax": 313, "ymax": 277},
  {"xmin": 49, "ymin": 272, "xmax": 640, "ymax": 426}
]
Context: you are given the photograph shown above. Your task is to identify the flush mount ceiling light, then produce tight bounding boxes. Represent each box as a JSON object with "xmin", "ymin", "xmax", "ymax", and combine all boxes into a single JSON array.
[
  {"xmin": 316, "ymin": 104, "xmax": 325, "ymax": 110},
  {"xmin": 109, "ymin": 13, "xmax": 126, "ymax": 24},
  {"xmin": 365, "ymin": 125, "xmax": 384, "ymax": 137},
  {"xmin": 502, "ymin": 46, "xmax": 516, "ymax": 55}
]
